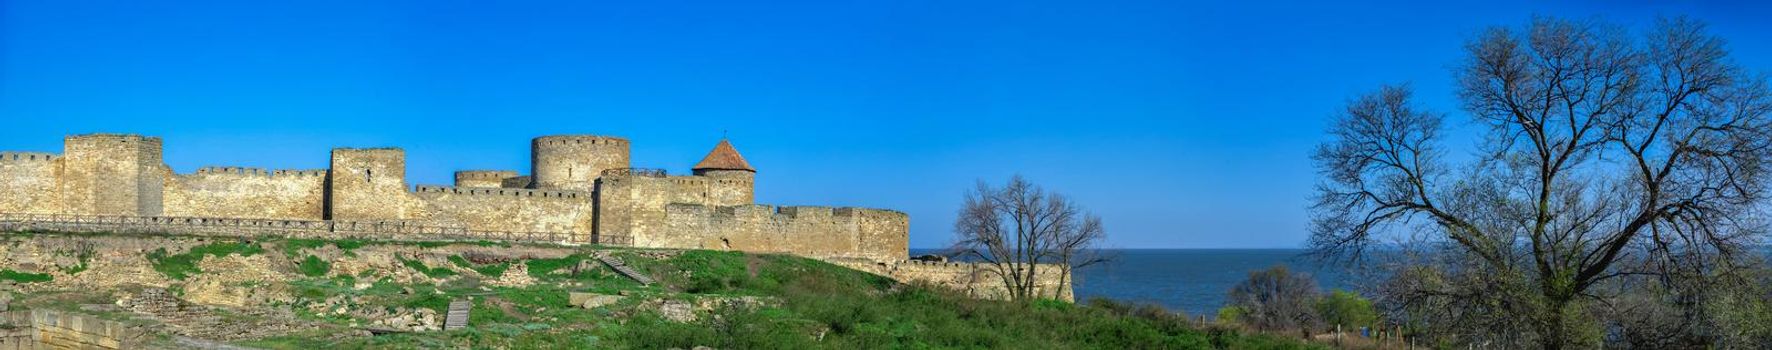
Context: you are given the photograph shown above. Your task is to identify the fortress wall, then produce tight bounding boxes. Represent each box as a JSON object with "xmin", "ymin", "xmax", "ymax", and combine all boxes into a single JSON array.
[
  {"xmin": 855, "ymin": 209, "xmax": 910, "ymax": 262},
  {"xmin": 697, "ymin": 170, "xmax": 755, "ymax": 206},
  {"xmin": 327, "ymin": 148, "xmax": 436, "ymax": 222},
  {"xmin": 532, "ymin": 136, "xmax": 629, "ymax": 191},
  {"xmin": 829, "ymin": 259, "xmax": 1073, "ymax": 301},
  {"xmin": 0, "ymin": 152, "xmax": 63, "ymax": 214},
  {"xmin": 412, "ymin": 186, "xmax": 593, "ymax": 241},
  {"xmin": 598, "ymin": 172, "xmax": 902, "ymax": 261},
  {"xmin": 595, "ymin": 173, "xmax": 671, "ymax": 243},
  {"xmin": 162, "ymin": 167, "xmax": 326, "ymax": 220},
  {"xmin": 60, "ymin": 134, "xmax": 164, "ymax": 216},
  {"xmin": 663, "ymin": 173, "xmax": 754, "ymax": 207},
  {"xmin": 501, "ymin": 176, "xmax": 532, "ymax": 189},
  {"xmin": 454, "ymin": 170, "xmax": 519, "ymax": 188},
  {"xmin": 667, "ymin": 176, "xmax": 712, "ymax": 205},
  {"xmin": 657, "ymin": 204, "xmax": 907, "ymax": 262}
]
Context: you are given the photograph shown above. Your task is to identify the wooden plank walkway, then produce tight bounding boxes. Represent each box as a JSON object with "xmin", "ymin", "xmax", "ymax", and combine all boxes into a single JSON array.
[
  {"xmin": 444, "ymin": 300, "xmax": 471, "ymax": 330},
  {"xmin": 597, "ymin": 254, "xmax": 654, "ymax": 285}
]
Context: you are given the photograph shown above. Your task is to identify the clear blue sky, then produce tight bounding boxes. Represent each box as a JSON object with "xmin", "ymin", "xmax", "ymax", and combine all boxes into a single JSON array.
[{"xmin": 2, "ymin": 1, "xmax": 1769, "ymax": 248}]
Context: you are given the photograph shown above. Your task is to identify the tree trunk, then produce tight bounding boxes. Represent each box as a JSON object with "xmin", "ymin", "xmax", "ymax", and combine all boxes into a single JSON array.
[{"xmin": 1539, "ymin": 298, "xmax": 1570, "ymax": 350}]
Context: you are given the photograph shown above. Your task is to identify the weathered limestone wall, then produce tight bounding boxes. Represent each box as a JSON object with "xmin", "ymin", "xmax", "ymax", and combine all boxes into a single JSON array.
[
  {"xmin": 531, "ymin": 136, "xmax": 629, "ymax": 191},
  {"xmin": 412, "ymin": 186, "xmax": 594, "ymax": 241},
  {"xmin": 696, "ymin": 170, "xmax": 755, "ymax": 206},
  {"xmin": 501, "ymin": 176, "xmax": 533, "ymax": 189},
  {"xmin": 59, "ymin": 134, "xmax": 164, "ymax": 216},
  {"xmin": 0, "ymin": 152, "xmax": 62, "ymax": 214},
  {"xmin": 163, "ymin": 167, "xmax": 326, "ymax": 220},
  {"xmin": 454, "ymin": 170, "xmax": 519, "ymax": 188},
  {"xmin": 595, "ymin": 173, "xmax": 671, "ymax": 243},
  {"xmin": 597, "ymin": 173, "xmax": 904, "ymax": 261},
  {"xmin": 665, "ymin": 173, "xmax": 754, "ymax": 207},
  {"xmin": 659, "ymin": 205, "xmax": 908, "ymax": 262},
  {"xmin": 31, "ymin": 309, "xmax": 142, "ymax": 349},
  {"xmin": 833, "ymin": 260, "xmax": 1074, "ymax": 301},
  {"xmin": 327, "ymin": 148, "xmax": 434, "ymax": 222}
]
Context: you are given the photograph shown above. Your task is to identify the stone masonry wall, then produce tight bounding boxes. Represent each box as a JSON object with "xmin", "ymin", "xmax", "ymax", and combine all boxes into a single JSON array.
[
  {"xmin": 454, "ymin": 170, "xmax": 519, "ymax": 188},
  {"xmin": 665, "ymin": 172, "xmax": 754, "ymax": 207},
  {"xmin": 60, "ymin": 134, "xmax": 164, "ymax": 217},
  {"xmin": 412, "ymin": 186, "xmax": 594, "ymax": 241},
  {"xmin": 659, "ymin": 204, "xmax": 908, "ymax": 262},
  {"xmin": 163, "ymin": 167, "xmax": 326, "ymax": 220},
  {"xmin": 327, "ymin": 148, "xmax": 435, "ymax": 222},
  {"xmin": 31, "ymin": 309, "xmax": 142, "ymax": 349},
  {"xmin": 696, "ymin": 170, "xmax": 755, "ymax": 206},
  {"xmin": 832, "ymin": 259, "xmax": 1074, "ymax": 301},
  {"xmin": 597, "ymin": 173, "xmax": 904, "ymax": 262},
  {"xmin": 0, "ymin": 152, "xmax": 62, "ymax": 214},
  {"xmin": 595, "ymin": 173, "xmax": 671, "ymax": 243}
]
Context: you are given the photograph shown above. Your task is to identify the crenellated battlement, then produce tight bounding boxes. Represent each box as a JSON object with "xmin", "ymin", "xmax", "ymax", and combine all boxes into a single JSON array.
[
  {"xmin": 454, "ymin": 170, "xmax": 518, "ymax": 180},
  {"xmin": 66, "ymin": 133, "xmax": 161, "ymax": 144},
  {"xmin": 192, "ymin": 166, "xmax": 326, "ymax": 177},
  {"xmin": 414, "ymin": 185, "xmax": 585, "ymax": 199},
  {"xmin": 533, "ymin": 135, "xmax": 629, "ymax": 146},
  {"xmin": 0, "ymin": 152, "xmax": 59, "ymax": 162}
]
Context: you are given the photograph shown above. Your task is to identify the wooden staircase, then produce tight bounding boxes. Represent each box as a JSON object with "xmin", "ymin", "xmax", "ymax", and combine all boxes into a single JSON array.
[{"xmin": 597, "ymin": 254, "xmax": 654, "ymax": 285}]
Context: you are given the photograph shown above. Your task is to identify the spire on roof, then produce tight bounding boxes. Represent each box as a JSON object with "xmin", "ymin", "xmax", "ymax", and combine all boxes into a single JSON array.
[{"xmin": 692, "ymin": 139, "xmax": 755, "ymax": 172}]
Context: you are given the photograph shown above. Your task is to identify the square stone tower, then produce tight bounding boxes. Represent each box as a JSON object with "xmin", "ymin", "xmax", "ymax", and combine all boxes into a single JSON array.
[{"xmin": 59, "ymin": 134, "xmax": 164, "ymax": 216}]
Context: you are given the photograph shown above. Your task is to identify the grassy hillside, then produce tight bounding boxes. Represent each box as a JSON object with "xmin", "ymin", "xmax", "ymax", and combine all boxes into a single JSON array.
[{"xmin": 237, "ymin": 247, "xmax": 1322, "ymax": 349}]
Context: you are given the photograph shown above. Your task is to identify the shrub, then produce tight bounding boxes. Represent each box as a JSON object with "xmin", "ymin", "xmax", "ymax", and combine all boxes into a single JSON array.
[
  {"xmin": 400, "ymin": 258, "xmax": 457, "ymax": 279},
  {"xmin": 0, "ymin": 269, "xmax": 52, "ymax": 283},
  {"xmin": 299, "ymin": 255, "xmax": 331, "ymax": 277},
  {"xmin": 1226, "ymin": 265, "xmax": 1321, "ymax": 332},
  {"xmin": 1314, "ymin": 289, "xmax": 1377, "ymax": 328}
]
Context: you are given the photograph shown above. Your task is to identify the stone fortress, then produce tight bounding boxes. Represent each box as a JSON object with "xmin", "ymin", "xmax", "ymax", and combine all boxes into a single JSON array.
[{"xmin": 0, "ymin": 133, "xmax": 1068, "ymax": 300}]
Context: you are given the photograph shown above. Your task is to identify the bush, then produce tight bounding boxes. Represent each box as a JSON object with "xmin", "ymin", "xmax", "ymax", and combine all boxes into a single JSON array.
[
  {"xmin": 299, "ymin": 255, "xmax": 331, "ymax": 277},
  {"xmin": 0, "ymin": 269, "xmax": 52, "ymax": 283},
  {"xmin": 1226, "ymin": 265, "xmax": 1321, "ymax": 332},
  {"xmin": 1315, "ymin": 289, "xmax": 1376, "ymax": 328},
  {"xmin": 399, "ymin": 258, "xmax": 457, "ymax": 279}
]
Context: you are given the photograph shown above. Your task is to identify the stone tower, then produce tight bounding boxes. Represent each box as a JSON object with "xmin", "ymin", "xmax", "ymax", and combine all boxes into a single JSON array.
[
  {"xmin": 60, "ymin": 134, "xmax": 164, "ymax": 216},
  {"xmin": 531, "ymin": 135, "xmax": 630, "ymax": 191},
  {"xmin": 328, "ymin": 148, "xmax": 420, "ymax": 221},
  {"xmin": 692, "ymin": 139, "xmax": 756, "ymax": 205}
]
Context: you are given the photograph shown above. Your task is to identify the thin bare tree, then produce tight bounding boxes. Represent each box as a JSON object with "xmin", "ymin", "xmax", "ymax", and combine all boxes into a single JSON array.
[
  {"xmin": 952, "ymin": 175, "xmax": 1108, "ymax": 301},
  {"xmin": 1312, "ymin": 17, "xmax": 1772, "ymax": 349}
]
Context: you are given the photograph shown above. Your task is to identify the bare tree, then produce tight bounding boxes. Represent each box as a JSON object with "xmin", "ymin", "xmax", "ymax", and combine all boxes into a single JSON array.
[
  {"xmin": 1312, "ymin": 17, "xmax": 1772, "ymax": 349},
  {"xmin": 1227, "ymin": 266, "xmax": 1323, "ymax": 335},
  {"xmin": 952, "ymin": 175, "xmax": 1108, "ymax": 301}
]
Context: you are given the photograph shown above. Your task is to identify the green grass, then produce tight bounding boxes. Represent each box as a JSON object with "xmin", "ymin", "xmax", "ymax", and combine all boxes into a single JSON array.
[
  {"xmin": 231, "ymin": 249, "xmax": 1325, "ymax": 350},
  {"xmin": 0, "ymin": 269, "xmax": 52, "ymax": 283},
  {"xmin": 399, "ymin": 258, "xmax": 457, "ymax": 279},
  {"xmin": 299, "ymin": 255, "xmax": 331, "ymax": 277},
  {"xmin": 145, "ymin": 241, "xmax": 266, "ymax": 280},
  {"xmin": 524, "ymin": 254, "xmax": 586, "ymax": 279}
]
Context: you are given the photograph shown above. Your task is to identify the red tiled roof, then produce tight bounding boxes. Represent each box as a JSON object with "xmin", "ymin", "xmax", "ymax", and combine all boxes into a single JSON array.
[{"xmin": 692, "ymin": 139, "xmax": 754, "ymax": 172}]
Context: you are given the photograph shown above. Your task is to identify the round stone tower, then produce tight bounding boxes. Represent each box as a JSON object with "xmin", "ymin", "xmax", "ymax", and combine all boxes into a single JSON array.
[{"xmin": 531, "ymin": 135, "xmax": 630, "ymax": 191}]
